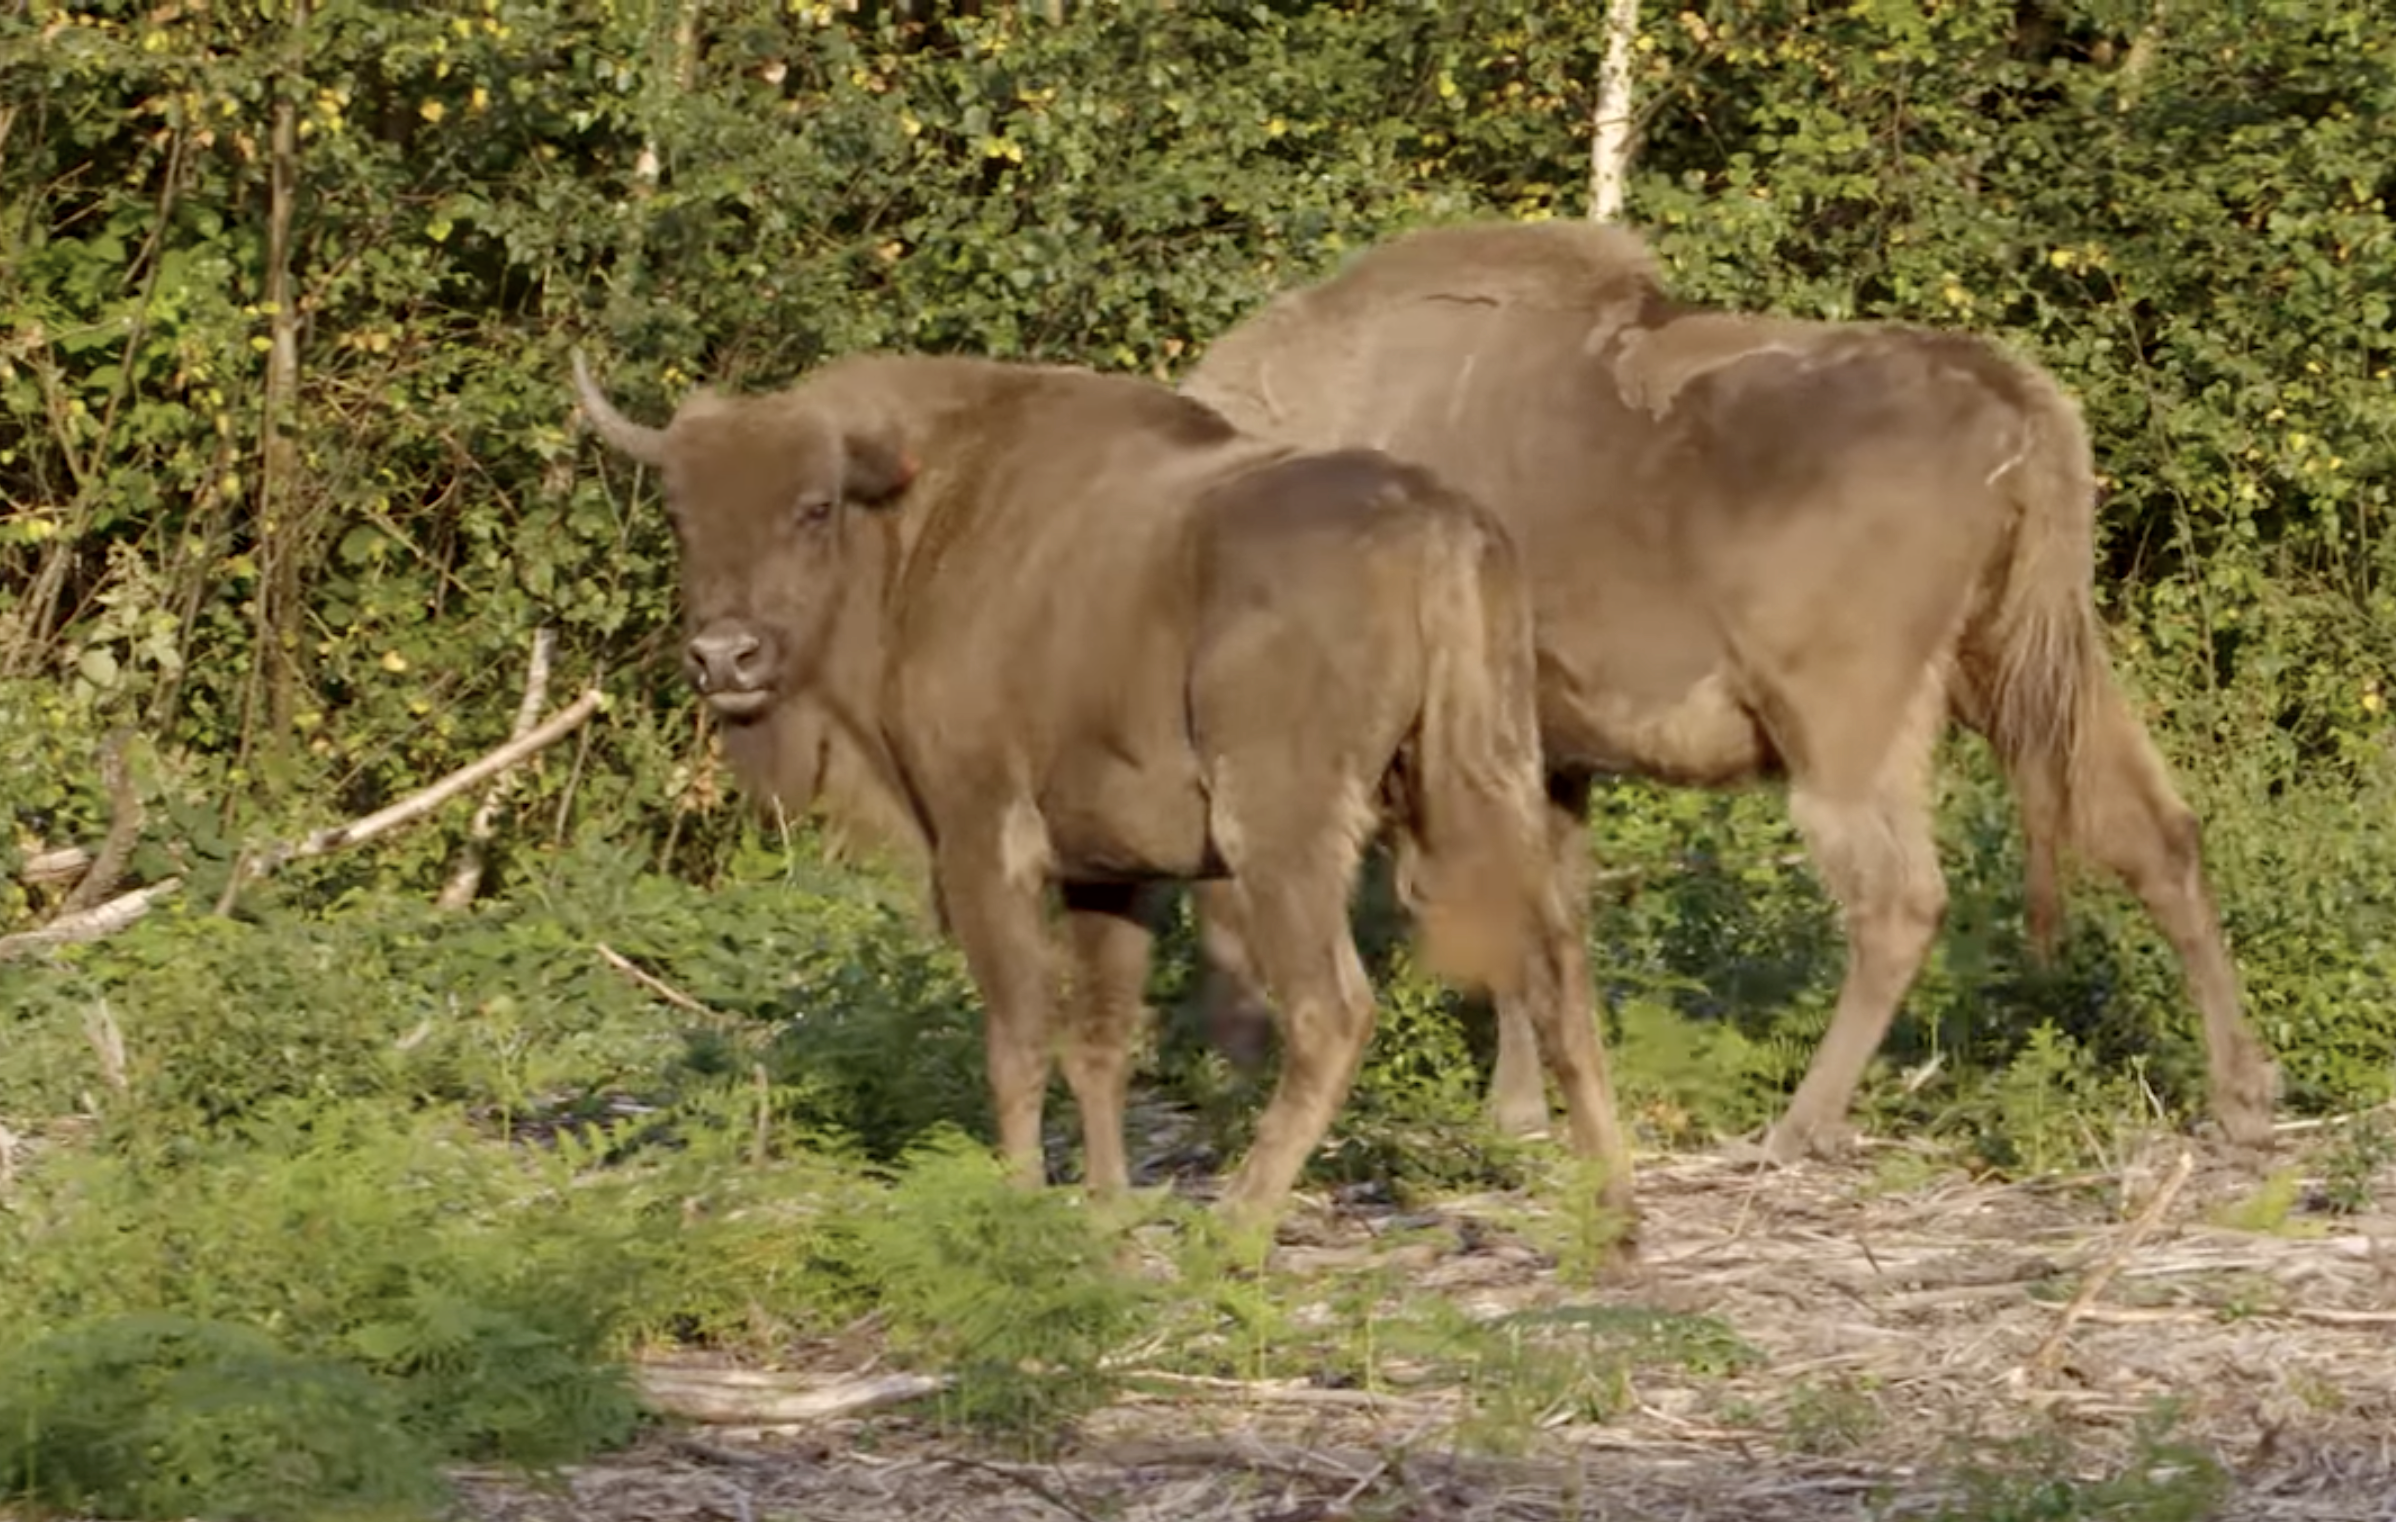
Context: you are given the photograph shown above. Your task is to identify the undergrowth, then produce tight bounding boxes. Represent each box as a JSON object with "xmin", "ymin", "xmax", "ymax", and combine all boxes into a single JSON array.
[
  {"xmin": 1918, "ymin": 1406, "xmax": 2231, "ymax": 1522},
  {"xmin": 2, "ymin": 747, "xmax": 2392, "ymax": 1517}
]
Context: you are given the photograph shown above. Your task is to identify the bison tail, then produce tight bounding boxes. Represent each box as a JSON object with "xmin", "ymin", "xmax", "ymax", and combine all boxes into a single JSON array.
[
  {"xmin": 1984, "ymin": 366, "xmax": 2110, "ymax": 961},
  {"xmin": 1400, "ymin": 502, "xmax": 1561, "ymax": 999}
]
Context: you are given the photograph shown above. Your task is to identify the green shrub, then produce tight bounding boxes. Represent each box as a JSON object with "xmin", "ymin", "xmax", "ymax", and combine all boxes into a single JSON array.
[
  {"xmin": 849, "ymin": 1131, "xmax": 1160, "ymax": 1447},
  {"xmin": 0, "ymin": 1314, "xmax": 446, "ymax": 1522}
]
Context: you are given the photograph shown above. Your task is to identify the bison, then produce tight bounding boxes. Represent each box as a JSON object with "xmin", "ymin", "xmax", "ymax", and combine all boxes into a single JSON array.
[
  {"xmin": 571, "ymin": 349, "xmax": 1634, "ymax": 1231},
  {"xmin": 1176, "ymin": 218, "xmax": 2277, "ymax": 1164}
]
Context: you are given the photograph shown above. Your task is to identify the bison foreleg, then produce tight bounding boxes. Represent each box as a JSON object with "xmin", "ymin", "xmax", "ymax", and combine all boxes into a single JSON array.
[
  {"xmin": 933, "ymin": 838, "xmax": 1062, "ymax": 1187},
  {"xmin": 1058, "ymin": 881, "xmax": 1166, "ymax": 1196},
  {"xmin": 1763, "ymin": 675, "xmax": 1949, "ymax": 1164}
]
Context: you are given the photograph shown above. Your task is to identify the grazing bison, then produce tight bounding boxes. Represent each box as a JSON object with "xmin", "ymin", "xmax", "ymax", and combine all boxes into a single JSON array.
[
  {"xmin": 571, "ymin": 349, "xmax": 1633, "ymax": 1230},
  {"xmin": 1177, "ymin": 218, "xmax": 2278, "ymax": 1163}
]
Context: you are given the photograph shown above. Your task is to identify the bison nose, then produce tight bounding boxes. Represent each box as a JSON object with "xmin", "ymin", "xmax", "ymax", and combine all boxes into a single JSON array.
[{"xmin": 684, "ymin": 627, "xmax": 769, "ymax": 696}]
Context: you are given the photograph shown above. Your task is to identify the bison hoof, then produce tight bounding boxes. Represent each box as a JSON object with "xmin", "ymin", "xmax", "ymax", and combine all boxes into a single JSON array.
[
  {"xmin": 1754, "ymin": 1116, "xmax": 1858, "ymax": 1167},
  {"xmin": 1489, "ymin": 1102, "xmax": 1553, "ymax": 1141},
  {"xmin": 2211, "ymin": 1058, "xmax": 2281, "ymax": 1158}
]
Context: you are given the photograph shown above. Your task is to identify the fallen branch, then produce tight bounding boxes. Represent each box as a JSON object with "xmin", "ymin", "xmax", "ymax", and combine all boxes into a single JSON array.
[
  {"xmin": 221, "ymin": 686, "xmax": 604, "ymax": 905},
  {"xmin": 2021, "ymin": 1146, "xmax": 2195, "ymax": 1379},
  {"xmin": 0, "ymin": 878, "xmax": 183, "ymax": 962},
  {"xmin": 1120, "ymin": 1369, "xmax": 1451, "ymax": 1416},
  {"xmin": 16, "ymin": 844, "xmax": 94, "ymax": 889},
  {"xmin": 934, "ymin": 1456, "xmax": 1106, "ymax": 1522},
  {"xmin": 595, "ymin": 942, "xmax": 725, "ymax": 1021},
  {"xmin": 2081, "ymin": 1304, "xmax": 2396, "ymax": 1328},
  {"xmin": 57, "ymin": 730, "xmax": 141, "ymax": 914},
  {"xmin": 437, "ymin": 627, "xmax": 556, "ymax": 911},
  {"xmin": 633, "ymin": 1363, "xmax": 946, "ymax": 1425}
]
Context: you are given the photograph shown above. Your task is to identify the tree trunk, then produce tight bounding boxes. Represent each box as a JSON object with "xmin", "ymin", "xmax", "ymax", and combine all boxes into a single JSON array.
[
  {"xmin": 243, "ymin": 0, "xmax": 311, "ymax": 755},
  {"xmin": 1587, "ymin": 0, "xmax": 1640, "ymax": 222},
  {"xmin": 2118, "ymin": 0, "xmax": 2170, "ymax": 108}
]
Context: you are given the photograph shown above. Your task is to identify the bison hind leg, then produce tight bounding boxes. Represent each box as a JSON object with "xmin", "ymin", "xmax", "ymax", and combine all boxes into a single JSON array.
[
  {"xmin": 2062, "ymin": 684, "xmax": 2277, "ymax": 1152},
  {"xmin": 1203, "ymin": 759, "xmax": 1385, "ymax": 1228}
]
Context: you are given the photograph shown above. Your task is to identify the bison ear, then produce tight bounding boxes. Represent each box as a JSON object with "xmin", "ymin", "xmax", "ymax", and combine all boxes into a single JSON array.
[{"xmin": 841, "ymin": 433, "xmax": 920, "ymax": 506}]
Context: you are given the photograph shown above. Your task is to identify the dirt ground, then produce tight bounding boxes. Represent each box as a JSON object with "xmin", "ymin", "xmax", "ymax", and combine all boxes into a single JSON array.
[{"xmin": 453, "ymin": 1132, "xmax": 2396, "ymax": 1522}]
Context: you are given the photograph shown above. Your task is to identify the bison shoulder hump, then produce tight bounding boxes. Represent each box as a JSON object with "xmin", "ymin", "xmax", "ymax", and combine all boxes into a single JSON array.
[
  {"xmin": 1228, "ymin": 448, "xmax": 1450, "ymax": 516},
  {"xmin": 1136, "ymin": 389, "xmax": 1241, "ymax": 447}
]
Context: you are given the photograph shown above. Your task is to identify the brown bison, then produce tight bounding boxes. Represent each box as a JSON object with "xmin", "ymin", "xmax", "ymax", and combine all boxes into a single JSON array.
[
  {"xmin": 1177, "ymin": 218, "xmax": 2277, "ymax": 1163},
  {"xmin": 570, "ymin": 349, "xmax": 1633, "ymax": 1230}
]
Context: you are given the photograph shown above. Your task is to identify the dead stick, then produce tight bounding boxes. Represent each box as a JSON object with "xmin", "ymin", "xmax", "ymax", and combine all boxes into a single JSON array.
[
  {"xmin": 236, "ymin": 687, "xmax": 603, "ymax": 887},
  {"xmin": 85, "ymin": 998, "xmax": 128, "ymax": 1092},
  {"xmin": 0, "ymin": 878, "xmax": 183, "ymax": 961},
  {"xmin": 934, "ymin": 1456, "xmax": 1105, "ymax": 1522},
  {"xmin": 633, "ymin": 1367, "xmax": 944, "ymax": 1424},
  {"xmin": 17, "ymin": 845, "xmax": 94, "ymax": 888},
  {"xmin": 57, "ymin": 730, "xmax": 140, "ymax": 914},
  {"xmin": 594, "ymin": 942, "xmax": 728, "ymax": 1022},
  {"xmin": 2026, "ymin": 1146, "xmax": 2195, "ymax": 1376},
  {"xmin": 437, "ymin": 627, "xmax": 556, "ymax": 911},
  {"xmin": 751, "ymin": 1060, "xmax": 771, "ymax": 1166}
]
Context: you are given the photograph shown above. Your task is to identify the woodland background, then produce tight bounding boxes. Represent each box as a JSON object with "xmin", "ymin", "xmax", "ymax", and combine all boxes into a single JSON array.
[{"xmin": 2, "ymin": 1, "xmax": 2393, "ymax": 1517}]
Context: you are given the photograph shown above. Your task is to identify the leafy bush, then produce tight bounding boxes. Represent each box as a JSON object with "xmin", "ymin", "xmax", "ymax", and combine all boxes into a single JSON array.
[
  {"xmin": 0, "ymin": 1314, "xmax": 444, "ymax": 1522},
  {"xmin": 851, "ymin": 1131, "xmax": 1160, "ymax": 1446}
]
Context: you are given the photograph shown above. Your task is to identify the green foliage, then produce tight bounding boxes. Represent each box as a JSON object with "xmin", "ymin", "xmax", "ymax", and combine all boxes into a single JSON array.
[
  {"xmin": 0, "ymin": 1314, "xmax": 444, "ymax": 1522},
  {"xmin": 851, "ymin": 1131, "xmax": 1159, "ymax": 1447},
  {"xmin": 0, "ymin": 1100, "xmax": 649, "ymax": 1468},
  {"xmin": 1923, "ymin": 1407, "xmax": 2230, "ymax": 1522},
  {"xmin": 1360, "ymin": 1298, "xmax": 1762, "ymax": 1455},
  {"xmin": 1965, "ymin": 1021, "xmax": 2154, "ymax": 1176},
  {"xmin": 2318, "ymin": 1113, "xmax": 2395, "ymax": 1216},
  {"xmin": 1293, "ymin": 951, "xmax": 1537, "ymax": 1200}
]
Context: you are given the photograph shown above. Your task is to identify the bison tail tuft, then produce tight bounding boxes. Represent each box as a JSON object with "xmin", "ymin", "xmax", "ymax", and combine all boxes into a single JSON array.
[
  {"xmin": 1985, "ymin": 367, "xmax": 2110, "ymax": 956},
  {"xmin": 1400, "ymin": 502, "xmax": 1561, "ymax": 999}
]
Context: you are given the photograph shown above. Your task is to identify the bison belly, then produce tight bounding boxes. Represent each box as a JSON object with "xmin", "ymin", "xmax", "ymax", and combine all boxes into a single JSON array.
[{"xmin": 1040, "ymin": 748, "xmax": 1220, "ymax": 884}]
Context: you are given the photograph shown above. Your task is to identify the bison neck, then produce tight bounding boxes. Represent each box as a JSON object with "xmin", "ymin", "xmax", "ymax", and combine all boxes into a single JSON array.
[
  {"xmin": 875, "ymin": 417, "xmax": 1232, "ymax": 886},
  {"xmin": 723, "ymin": 510, "xmax": 931, "ymax": 871}
]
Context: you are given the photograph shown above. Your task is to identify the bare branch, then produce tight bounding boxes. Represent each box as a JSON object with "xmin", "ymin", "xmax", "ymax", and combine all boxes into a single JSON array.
[
  {"xmin": 84, "ymin": 999, "xmax": 127, "ymax": 1092},
  {"xmin": 0, "ymin": 878, "xmax": 183, "ymax": 962},
  {"xmin": 633, "ymin": 1362, "xmax": 946, "ymax": 1425},
  {"xmin": 57, "ymin": 730, "xmax": 141, "ymax": 914},
  {"xmin": 2119, "ymin": 0, "xmax": 2171, "ymax": 104},
  {"xmin": 228, "ymin": 687, "xmax": 605, "ymax": 896},
  {"xmin": 245, "ymin": 0, "xmax": 313, "ymax": 743},
  {"xmin": 2021, "ymin": 1146, "xmax": 2195, "ymax": 1379},
  {"xmin": 437, "ymin": 627, "xmax": 557, "ymax": 910},
  {"xmin": 18, "ymin": 845, "xmax": 94, "ymax": 890},
  {"xmin": 595, "ymin": 941, "xmax": 728, "ymax": 1021}
]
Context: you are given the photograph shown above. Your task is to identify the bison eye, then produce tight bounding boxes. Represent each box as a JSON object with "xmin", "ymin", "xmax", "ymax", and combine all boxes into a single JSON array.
[{"xmin": 792, "ymin": 492, "xmax": 835, "ymax": 529}]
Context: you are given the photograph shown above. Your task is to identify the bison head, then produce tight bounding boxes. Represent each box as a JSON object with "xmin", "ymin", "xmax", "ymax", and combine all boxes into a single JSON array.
[{"xmin": 572, "ymin": 351, "xmax": 917, "ymax": 723}]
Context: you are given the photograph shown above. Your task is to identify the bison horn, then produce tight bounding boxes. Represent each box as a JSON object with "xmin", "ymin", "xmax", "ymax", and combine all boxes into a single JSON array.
[{"xmin": 570, "ymin": 348, "xmax": 669, "ymax": 466}]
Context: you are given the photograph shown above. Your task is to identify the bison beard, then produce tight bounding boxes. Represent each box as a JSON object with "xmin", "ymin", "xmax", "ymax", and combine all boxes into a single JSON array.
[{"xmin": 572, "ymin": 348, "xmax": 1638, "ymax": 1245}]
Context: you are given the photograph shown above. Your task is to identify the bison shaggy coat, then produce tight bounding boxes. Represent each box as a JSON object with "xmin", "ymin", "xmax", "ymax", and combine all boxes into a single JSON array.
[
  {"xmin": 1179, "ymin": 218, "xmax": 2277, "ymax": 1163},
  {"xmin": 572, "ymin": 350, "xmax": 1634, "ymax": 1230}
]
